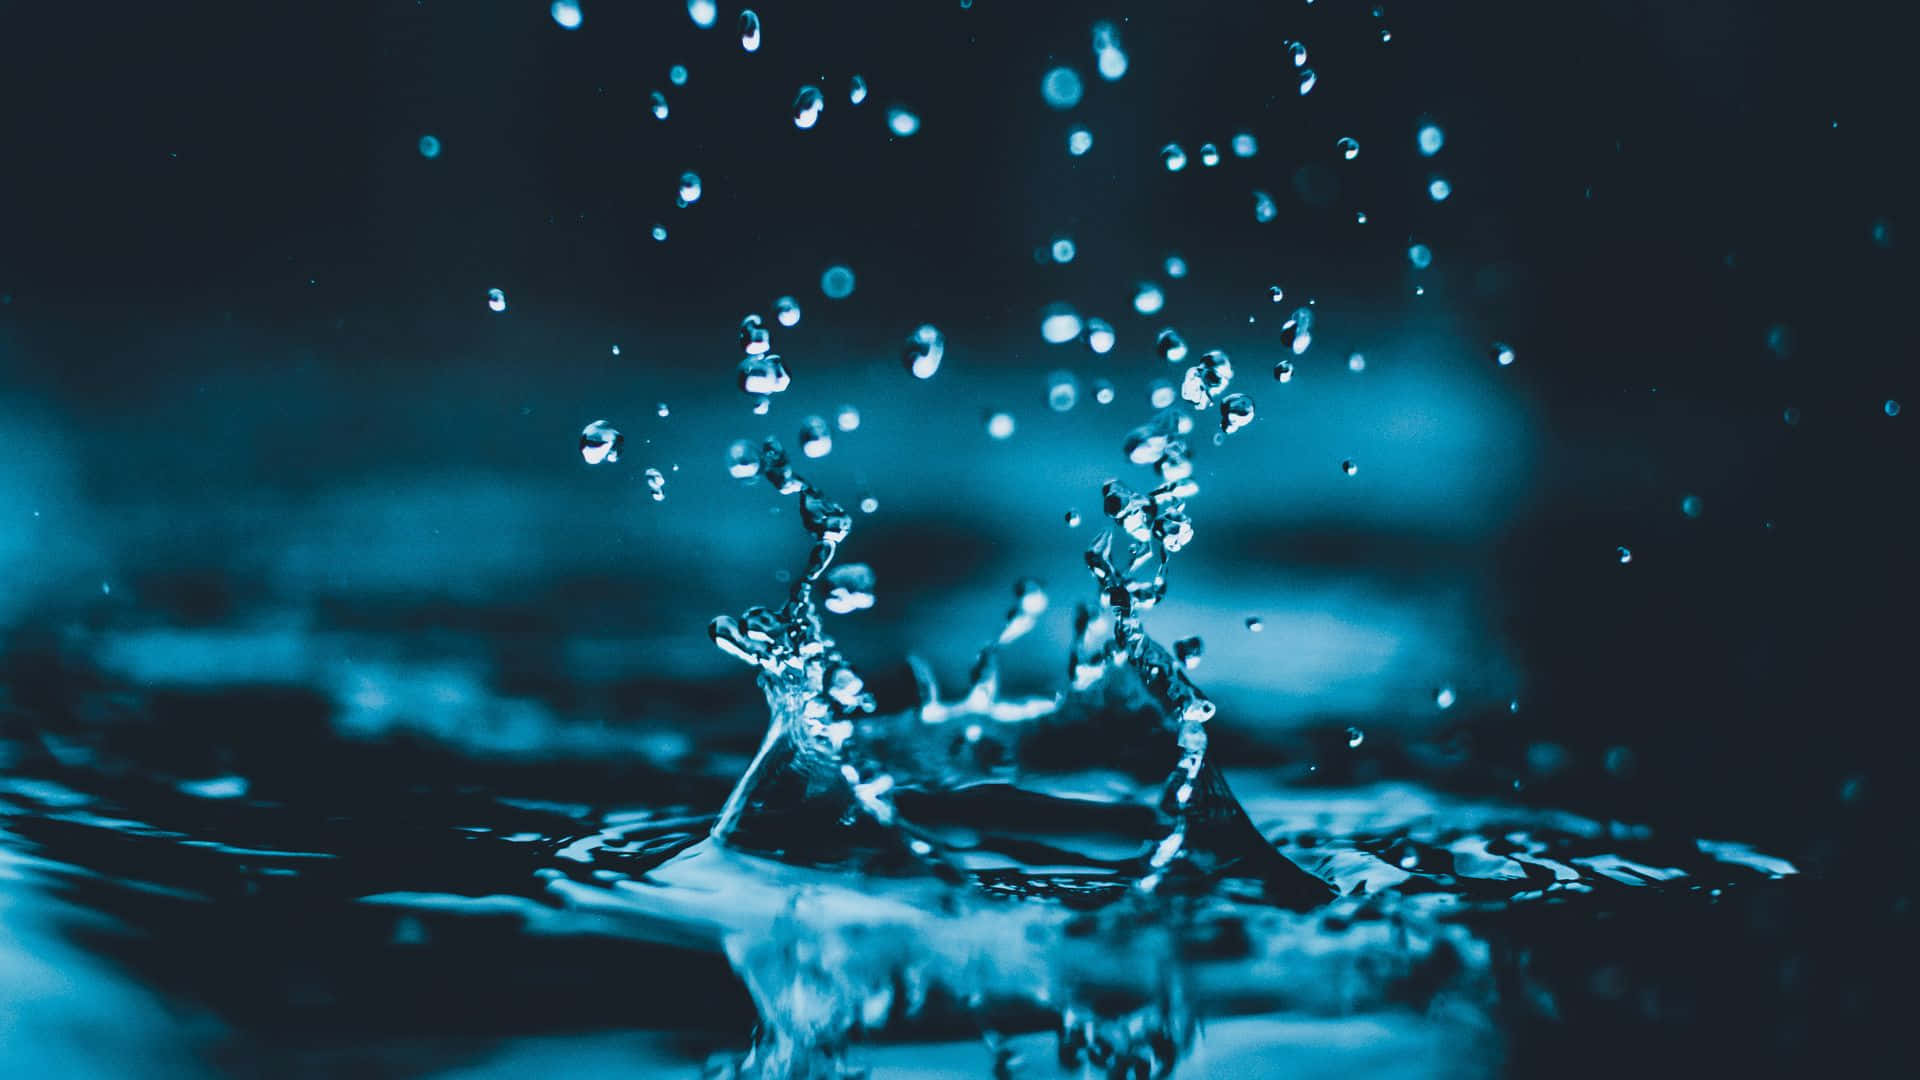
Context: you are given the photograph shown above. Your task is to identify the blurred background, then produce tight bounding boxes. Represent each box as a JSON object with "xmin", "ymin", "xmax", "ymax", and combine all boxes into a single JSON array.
[{"xmin": 0, "ymin": 0, "xmax": 1913, "ymax": 1075}]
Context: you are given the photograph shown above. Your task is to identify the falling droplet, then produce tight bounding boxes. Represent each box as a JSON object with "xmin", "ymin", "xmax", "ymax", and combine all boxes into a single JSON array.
[
  {"xmin": 739, "ymin": 313, "xmax": 771, "ymax": 355},
  {"xmin": 1886, "ymin": 399, "xmax": 1903, "ymax": 417},
  {"xmin": 1253, "ymin": 190, "xmax": 1277, "ymax": 223},
  {"xmin": 1434, "ymin": 686, "xmax": 1457, "ymax": 709},
  {"xmin": 986, "ymin": 412, "xmax": 1016, "ymax": 440},
  {"xmin": 550, "ymin": 1, "xmax": 583, "ymax": 31},
  {"xmin": 687, "ymin": 0, "xmax": 717, "ymax": 29},
  {"xmin": 737, "ymin": 354, "xmax": 791, "ymax": 396},
  {"xmin": 1245, "ymin": 616, "xmax": 1265, "ymax": 632},
  {"xmin": 418, "ymin": 134, "xmax": 442, "ymax": 159},
  {"xmin": 1681, "ymin": 494, "xmax": 1703, "ymax": 518},
  {"xmin": 1085, "ymin": 318, "xmax": 1116, "ymax": 355},
  {"xmin": 823, "ymin": 563, "xmax": 877, "ymax": 615},
  {"xmin": 1042, "ymin": 67, "xmax": 1084, "ymax": 109},
  {"xmin": 1337, "ymin": 136, "xmax": 1360, "ymax": 160},
  {"xmin": 1040, "ymin": 303, "xmax": 1083, "ymax": 344},
  {"xmin": 1092, "ymin": 378, "xmax": 1116, "ymax": 403},
  {"xmin": 669, "ymin": 64, "xmax": 688, "ymax": 86},
  {"xmin": 1288, "ymin": 41, "xmax": 1308, "ymax": 67},
  {"xmin": 1492, "ymin": 342, "xmax": 1516, "ymax": 366},
  {"xmin": 1297, "ymin": 69, "xmax": 1317, "ymax": 95},
  {"xmin": 1164, "ymin": 254, "xmax": 1189, "ymax": 278},
  {"xmin": 1161, "ymin": 143, "xmax": 1188, "ymax": 172},
  {"xmin": 849, "ymin": 74, "xmax": 868, "ymax": 105},
  {"xmin": 651, "ymin": 224, "xmax": 667, "ymax": 242},
  {"xmin": 1149, "ymin": 380, "xmax": 1175, "ymax": 408},
  {"xmin": 835, "ymin": 405, "xmax": 860, "ymax": 431},
  {"xmin": 655, "ymin": 402, "xmax": 670, "ymax": 418},
  {"xmin": 677, "ymin": 171, "xmax": 703, "ymax": 206},
  {"xmin": 1051, "ymin": 236, "xmax": 1077, "ymax": 263},
  {"xmin": 1219, "ymin": 393, "xmax": 1255, "ymax": 433},
  {"xmin": 1348, "ymin": 352, "xmax": 1366, "ymax": 372},
  {"xmin": 1156, "ymin": 328, "xmax": 1189, "ymax": 362},
  {"xmin": 486, "ymin": 288, "xmax": 507, "ymax": 313},
  {"xmin": 886, "ymin": 107, "xmax": 920, "ymax": 136},
  {"xmin": 1174, "ymin": 636, "xmax": 1205, "ymax": 669},
  {"xmin": 793, "ymin": 85, "xmax": 825, "ymax": 129},
  {"xmin": 651, "ymin": 91, "xmax": 669, "ymax": 121},
  {"xmin": 859, "ymin": 496, "xmax": 879, "ymax": 513},
  {"xmin": 1418, "ymin": 122, "xmax": 1445, "ymax": 156},
  {"xmin": 645, "ymin": 467, "xmax": 667, "ymax": 501},
  {"xmin": 1428, "ymin": 176, "xmax": 1452, "ymax": 202},
  {"xmin": 726, "ymin": 440, "xmax": 760, "ymax": 479},
  {"xmin": 904, "ymin": 323, "xmax": 945, "ymax": 378},
  {"xmin": 1068, "ymin": 126, "xmax": 1094, "ymax": 156},
  {"xmin": 774, "ymin": 295, "xmax": 801, "ymax": 327},
  {"xmin": 1065, "ymin": 509, "xmax": 1082, "ymax": 527},
  {"xmin": 1047, "ymin": 371, "xmax": 1080, "ymax": 411},
  {"xmin": 1093, "ymin": 21, "xmax": 1129, "ymax": 80},
  {"xmin": 799, "ymin": 415, "xmax": 833, "ymax": 458},
  {"xmin": 1408, "ymin": 243, "xmax": 1433, "ymax": 269},
  {"xmin": 1199, "ymin": 144, "xmax": 1220, "ymax": 167},
  {"xmin": 1346, "ymin": 726, "xmax": 1365, "ymax": 749},
  {"xmin": 1617, "ymin": 545, "xmax": 1633, "ymax": 565},
  {"xmin": 738, "ymin": 9, "xmax": 761, "ymax": 52},
  {"xmin": 1133, "ymin": 282, "xmax": 1166, "ymax": 315},
  {"xmin": 1232, "ymin": 132, "xmax": 1258, "ymax": 158},
  {"xmin": 1341, "ymin": 458, "xmax": 1358, "ymax": 476},
  {"xmin": 821, "ymin": 264, "xmax": 857, "ymax": 299},
  {"xmin": 1273, "ymin": 359, "xmax": 1295, "ymax": 383},
  {"xmin": 579, "ymin": 420, "xmax": 623, "ymax": 465}
]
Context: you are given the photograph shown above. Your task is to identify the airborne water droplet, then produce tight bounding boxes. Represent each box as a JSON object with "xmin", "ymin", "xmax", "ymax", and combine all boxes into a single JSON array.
[
  {"xmin": 1341, "ymin": 458, "xmax": 1358, "ymax": 475},
  {"xmin": 1408, "ymin": 243, "xmax": 1433, "ymax": 269},
  {"xmin": 1886, "ymin": 399, "xmax": 1903, "ymax": 417},
  {"xmin": 669, "ymin": 64, "xmax": 688, "ymax": 86},
  {"xmin": 656, "ymin": 402, "xmax": 670, "ymax": 418},
  {"xmin": 1047, "ymin": 371, "xmax": 1080, "ymax": 411},
  {"xmin": 486, "ymin": 287, "xmax": 507, "ymax": 313},
  {"xmin": 645, "ymin": 467, "xmax": 667, "ymax": 501},
  {"xmin": 1245, "ymin": 616, "xmax": 1265, "ymax": 632},
  {"xmin": 550, "ymin": 1, "xmax": 582, "ymax": 31},
  {"xmin": 1418, "ymin": 122, "xmax": 1446, "ymax": 156},
  {"xmin": 579, "ymin": 420, "xmax": 622, "ymax": 465},
  {"xmin": 651, "ymin": 224, "xmax": 667, "ymax": 241},
  {"xmin": 1133, "ymin": 282, "xmax": 1166, "ymax": 315},
  {"xmin": 1040, "ymin": 304, "xmax": 1083, "ymax": 344},
  {"xmin": 1068, "ymin": 126, "xmax": 1094, "ymax": 156},
  {"xmin": 1042, "ymin": 67, "xmax": 1084, "ymax": 109},
  {"xmin": 824, "ymin": 563, "xmax": 877, "ymax": 614},
  {"xmin": 1092, "ymin": 378, "xmax": 1116, "ymax": 403},
  {"xmin": 1298, "ymin": 68, "xmax": 1317, "ymax": 95},
  {"xmin": 1051, "ymin": 236, "xmax": 1077, "ymax": 263},
  {"xmin": 1164, "ymin": 254, "xmax": 1188, "ymax": 278},
  {"xmin": 1434, "ymin": 686, "xmax": 1457, "ymax": 709},
  {"xmin": 1681, "ymin": 494, "xmax": 1703, "ymax": 518},
  {"xmin": 821, "ymin": 265, "xmax": 857, "ymax": 299},
  {"xmin": 986, "ymin": 412, "xmax": 1015, "ymax": 440},
  {"xmin": 1348, "ymin": 352, "xmax": 1366, "ymax": 372},
  {"xmin": 1617, "ymin": 545, "xmax": 1633, "ymax": 565},
  {"xmin": 418, "ymin": 134, "xmax": 441, "ymax": 159},
  {"xmin": 737, "ymin": 354, "xmax": 791, "ymax": 395},
  {"xmin": 687, "ymin": 0, "xmax": 717, "ymax": 29},
  {"xmin": 1428, "ymin": 176, "xmax": 1453, "ymax": 202},
  {"xmin": 1232, "ymin": 132, "xmax": 1258, "ymax": 158},
  {"xmin": 1337, "ymin": 136, "xmax": 1360, "ymax": 160},
  {"xmin": 836, "ymin": 405, "xmax": 860, "ymax": 432},
  {"xmin": 1199, "ymin": 144, "xmax": 1220, "ymax": 167},
  {"xmin": 1288, "ymin": 41, "xmax": 1308, "ymax": 67},
  {"xmin": 886, "ymin": 107, "xmax": 920, "ymax": 136},
  {"xmin": 738, "ymin": 9, "xmax": 761, "ymax": 52},
  {"xmin": 677, "ymin": 171, "xmax": 703, "ymax": 206},
  {"xmin": 799, "ymin": 415, "xmax": 833, "ymax": 458},
  {"xmin": 1149, "ymin": 380, "xmax": 1175, "ymax": 408},
  {"xmin": 1253, "ymin": 190, "xmax": 1277, "ymax": 223},
  {"xmin": 1085, "ymin": 318, "xmax": 1116, "ymax": 354},
  {"xmin": 860, "ymin": 496, "xmax": 879, "ymax": 513},
  {"xmin": 849, "ymin": 74, "xmax": 868, "ymax": 105},
  {"xmin": 1065, "ymin": 509, "xmax": 1082, "ymax": 527},
  {"xmin": 726, "ymin": 439, "xmax": 760, "ymax": 480},
  {"xmin": 774, "ymin": 295, "xmax": 801, "ymax": 327},
  {"xmin": 903, "ymin": 323, "xmax": 945, "ymax": 378},
  {"xmin": 1156, "ymin": 328, "xmax": 1189, "ymax": 362},
  {"xmin": 1273, "ymin": 359, "xmax": 1294, "ymax": 383},
  {"xmin": 1347, "ymin": 726, "xmax": 1366, "ymax": 749},
  {"xmin": 1219, "ymin": 393, "xmax": 1255, "ymax": 433},
  {"xmin": 651, "ymin": 91, "xmax": 669, "ymax": 121},
  {"xmin": 1493, "ymin": 342, "xmax": 1516, "ymax": 366},
  {"xmin": 793, "ymin": 85, "xmax": 825, "ymax": 129},
  {"xmin": 1174, "ymin": 636, "xmax": 1205, "ymax": 668},
  {"xmin": 1161, "ymin": 143, "xmax": 1188, "ymax": 172},
  {"xmin": 1093, "ymin": 21, "xmax": 1128, "ymax": 81}
]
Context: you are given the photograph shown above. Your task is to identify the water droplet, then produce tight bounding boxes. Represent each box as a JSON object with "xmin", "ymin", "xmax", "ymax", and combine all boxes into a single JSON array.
[
  {"xmin": 1161, "ymin": 143, "xmax": 1188, "ymax": 172},
  {"xmin": 824, "ymin": 563, "xmax": 877, "ymax": 614},
  {"xmin": 580, "ymin": 420, "xmax": 623, "ymax": 465},
  {"xmin": 1156, "ymin": 328, "xmax": 1189, "ymax": 362},
  {"xmin": 1337, "ymin": 136, "xmax": 1359, "ymax": 160},
  {"xmin": 1092, "ymin": 378, "xmax": 1116, "ymax": 403},
  {"xmin": 1492, "ymin": 342, "xmax": 1516, "ymax": 366},
  {"xmin": 1297, "ymin": 68, "xmax": 1317, "ymax": 95},
  {"xmin": 1040, "ymin": 304, "xmax": 1083, "ymax": 344},
  {"xmin": 726, "ymin": 440, "xmax": 760, "ymax": 479},
  {"xmin": 1068, "ymin": 126, "xmax": 1094, "ymax": 156},
  {"xmin": 1253, "ymin": 190, "xmax": 1277, "ymax": 223},
  {"xmin": 986, "ymin": 412, "xmax": 1016, "ymax": 440},
  {"xmin": 1764, "ymin": 324, "xmax": 1793, "ymax": 360},
  {"xmin": 1273, "ymin": 359, "xmax": 1295, "ymax": 383},
  {"xmin": 1085, "ymin": 318, "xmax": 1116, "ymax": 355},
  {"xmin": 677, "ymin": 171, "xmax": 703, "ymax": 206},
  {"xmin": 752, "ymin": 397, "xmax": 770, "ymax": 415},
  {"xmin": 1348, "ymin": 352, "xmax": 1366, "ymax": 372},
  {"xmin": 1341, "ymin": 458, "xmax": 1358, "ymax": 475},
  {"xmin": 773, "ymin": 295, "xmax": 801, "ymax": 327},
  {"xmin": 651, "ymin": 224, "xmax": 667, "ymax": 242},
  {"xmin": 645, "ymin": 467, "xmax": 667, "ymax": 501},
  {"xmin": 1219, "ymin": 393, "xmax": 1255, "ymax": 433},
  {"xmin": 687, "ymin": 0, "xmax": 717, "ymax": 29},
  {"xmin": 1335, "ymin": 726, "xmax": 1362, "ymax": 749},
  {"xmin": 1428, "ymin": 176, "xmax": 1452, "ymax": 202},
  {"xmin": 859, "ymin": 496, "xmax": 879, "ymax": 513},
  {"xmin": 651, "ymin": 91, "xmax": 669, "ymax": 121},
  {"xmin": 1047, "ymin": 371, "xmax": 1080, "ymax": 411},
  {"xmin": 1042, "ymin": 67, "xmax": 1084, "ymax": 109},
  {"xmin": 418, "ymin": 134, "xmax": 442, "ymax": 159},
  {"xmin": 835, "ymin": 405, "xmax": 860, "ymax": 432},
  {"xmin": 738, "ymin": 9, "xmax": 761, "ymax": 51},
  {"xmin": 737, "ymin": 354, "xmax": 791, "ymax": 395},
  {"xmin": 1356, "ymin": 211, "xmax": 1368, "ymax": 224},
  {"xmin": 486, "ymin": 287, "xmax": 508, "ymax": 313},
  {"xmin": 1418, "ymin": 122, "xmax": 1445, "ymax": 156},
  {"xmin": 792, "ymin": 85, "xmax": 824, "ymax": 129},
  {"xmin": 1380, "ymin": 27, "xmax": 1393, "ymax": 42},
  {"xmin": 1245, "ymin": 616, "xmax": 1264, "ymax": 632},
  {"xmin": 1051, "ymin": 236, "xmax": 1077, "ymax": 263},
  {"xmin": 886, "ymin": 107, "xmax": 920, "ymax": 137},
  {"xmin": 550, "ymin": 1, "xmax": 582, "ymax": 31},
  {"xmin": 1149, "ymin": 380, "xmax": 1175, "ymax": 408},
  {"xmin": 1164, "ymin": 254, "xmax": 1188, "ymax": 278},
  {"xmin": 610, "ymin": 345, "xmax": 621, "ymax": 356},
  {"xmin": 1093, "ymin": 21, "xmax": 1128, "ymax": 80},
  {"xmin": 1886, "ymin": 399, "xmax": 1903, "ymax": 417},
  {"xmin": 1065, "ymin": 509, "xmax": 1082, "ymax": 527},
  {"xmin": 821, "ymin": 264, "xmax": 857, "ymax": 299},
  {"xmin": 1617, "ymin": 545, "xmax": 1633, "ymax": 565},
  {"xmin": 1199, "ymin": 144, "xmax": 1220, "ymax": 167},
  {"xmin": 669, "ymin": 64, "xmax": 688, "ymax": 86},
  {"xmin": 1232, "ymin": 133, "xmax": 1258, "ymax": 159},
  {"xmin": 1434, "ymin": 686, "xmax": 1457, "ymax": 709},
  {"xmin": 849, "ymin": 74, "xmax": 868, "ymax": 105},
  {"xmin": 1408, "ymin": 243, "xmax": 1433, "ymax": 269},
  {"xmin": 904, "ymin": 323, "xmax": 945, "ymax": 378},
  {"xmin": 1174, "ymin": 636, "xmax": 1205, "ymax": 668},
  {"xmin": 655, "ymin": 402, "xmax": 670, "ymax": 418},
  {"xmin": 1783, "ymin": 406, "xmax": 1801, "ymax": 426},
  {"xmin": 1181, "ymin": 349, "xmax": 1234, "ymax": 407},
  {"xmin": 1280, "ymin": 317, "xmax": 1313, "ymax": 356},
  {"xmin": 799, "ymin": 415, "xmax": 833, "ymax": 458},
  {"xmin": 1133, "ymin": 282, "xmax": 1166, "ymax": 315},
  {"xmin": 1870, "ymin": 217, "xmax": 1894, "ymax": 248},
  {"xmin": 1681, "ymin": 494, "xmax": 1703, "ymax": 518}
]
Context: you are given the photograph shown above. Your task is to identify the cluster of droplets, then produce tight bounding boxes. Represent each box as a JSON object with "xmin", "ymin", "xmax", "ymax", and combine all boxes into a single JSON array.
[{"xmin": 736, "ymin": 313, "xmax": 792, "ymax": 410}]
